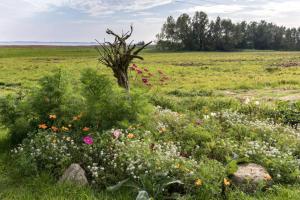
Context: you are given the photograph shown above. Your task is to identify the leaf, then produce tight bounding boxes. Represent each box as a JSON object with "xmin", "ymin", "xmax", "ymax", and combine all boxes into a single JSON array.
[
  {"xmin": 107, "ymin": 178, "xmax": 129, "ymax": 192},
  {"xmin": 136, "ymin": 190, "xmax": 150, "ymax": 200}
]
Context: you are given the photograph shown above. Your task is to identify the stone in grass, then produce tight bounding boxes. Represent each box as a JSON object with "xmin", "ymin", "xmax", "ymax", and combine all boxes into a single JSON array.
[
  {"xmin": 232, "ymin": 163, "xmax": 272, "ymax": 192},
  {"xmin": 59, "ymin": 163, "xmax": 88, "ymax": 186}
]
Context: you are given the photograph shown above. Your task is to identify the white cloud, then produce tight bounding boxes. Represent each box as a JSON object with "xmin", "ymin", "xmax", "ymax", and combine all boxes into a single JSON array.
[
  {"xmin": 20, "ymin": 0, "xmax": 173, "ymax": 16},
  {"xmin": 180, "ymin": 4, "xmax": 245, "ymax": 14}
]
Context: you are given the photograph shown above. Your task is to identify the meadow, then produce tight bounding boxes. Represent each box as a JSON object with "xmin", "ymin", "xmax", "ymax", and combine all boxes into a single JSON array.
[{"xmin": 0, "ymin": 47, "xmax": 300, "ymax": 199}]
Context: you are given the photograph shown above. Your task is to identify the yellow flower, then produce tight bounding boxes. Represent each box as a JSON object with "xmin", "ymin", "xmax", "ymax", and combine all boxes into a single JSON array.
[
  {"xmin": 127, "ymin": 133, "xmax": 135, "ymax": 139},
  {"xmin": 224, "ymin": 178, "xmax": 231, "ymax": 186},
  {"xmin": 194, "ymin": 179, "xmax": 203, "ymax": 187},
  {"xmin": 159, "ymin": 127, "xmax": 167, "ymax": 133},
  {"xmin": 49, "ymin": 114, "xmax": 57, "ymax": 120},
  {"xmin": 62, "ymin": 126, "xmax": 69, "ymax": 131},
  {"xmin": 175, "ymin": 163, "xmax": 181, "ymax": 169}
]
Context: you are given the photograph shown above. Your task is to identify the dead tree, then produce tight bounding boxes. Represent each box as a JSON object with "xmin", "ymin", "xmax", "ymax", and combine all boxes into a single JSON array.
[{"xmin": 96, "ymin": 26, "xmax": 152, "ymax": 92}]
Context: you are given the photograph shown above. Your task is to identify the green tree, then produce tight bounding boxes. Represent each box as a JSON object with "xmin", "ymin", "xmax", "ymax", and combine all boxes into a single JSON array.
[
  {"xmin": 192, "ymin": 11, "xmax": 209, "ymax": 50},
  {"xmin": 175, "ymin": 13, "xmax": 192, "ymax": 50}
]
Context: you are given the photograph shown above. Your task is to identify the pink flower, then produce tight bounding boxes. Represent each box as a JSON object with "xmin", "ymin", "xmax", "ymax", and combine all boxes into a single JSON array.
[
  {"xmin": 83, "ymin": 136, "xmax": 93, "ymax": 145},
  {"xmin": 113, "ymin": 129, "xmax": 122, "ymax": 139}
]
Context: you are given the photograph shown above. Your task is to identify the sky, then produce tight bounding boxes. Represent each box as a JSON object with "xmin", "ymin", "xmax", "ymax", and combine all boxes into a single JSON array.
[{"xmin": 0, "ymin": 0, "xmax": 300, "ymax": 42}]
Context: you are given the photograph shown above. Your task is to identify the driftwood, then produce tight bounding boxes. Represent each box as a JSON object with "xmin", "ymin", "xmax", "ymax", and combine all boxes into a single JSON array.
[{"xmin": 96, "ymin": 26, "xmax": 152, "ymax": 91}]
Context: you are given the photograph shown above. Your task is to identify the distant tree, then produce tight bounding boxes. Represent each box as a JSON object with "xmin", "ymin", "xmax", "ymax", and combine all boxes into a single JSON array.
[
  {"xmin": 156, "ymin": 11, "xmax": 300, "ymax": 51},
  {"xmin": 192, "ymin": 11, "xmax": 209, "ymax": 50},
  {"xmin": 234, "ymin": 21, "xmax": 248, "ymax": 49},
  {"xmin": 156, "ymin": 16, "xmax": 179, "ymax": 50},
  {"xmin": 175, "ymin": 13, "xmax": 192, "ymax": 50},
  {"xmin": 220, "ymin": 19, "xmax": 236, "ymax": 50}
]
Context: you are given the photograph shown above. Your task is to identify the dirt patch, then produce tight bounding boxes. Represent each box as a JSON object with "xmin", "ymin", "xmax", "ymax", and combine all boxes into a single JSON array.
[
  {"xmin": 279, "ymin": 95, "xmax": 300, "ymax": 101},
  {"xmin": 271, "ymin": 61, "xmax": 300, "ymax": 68},
  {"xmin": 220, "ymin": 89, "xmax": 300, "ymax": 102},
  {"xmin": 172, "ymin": 62, "xmax": 210, "ymax": 67}
]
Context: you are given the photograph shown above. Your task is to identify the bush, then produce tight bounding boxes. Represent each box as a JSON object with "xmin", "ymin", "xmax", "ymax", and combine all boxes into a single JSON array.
[{"xmin": 0, "ymin": 69, "xmax": 150, "ymax": 145}]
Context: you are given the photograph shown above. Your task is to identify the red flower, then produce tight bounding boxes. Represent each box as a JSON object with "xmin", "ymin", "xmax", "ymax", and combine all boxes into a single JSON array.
[
  {"xmin": 136, "ymin": 69, "xmax": 143, "ymax": 74},
  {"xmin": 143, "ymin": 68, "xmax": 149, "ymax": 72},
  {"xmin": 142, "ymin": 78, "xmax": 149, "ymax": 84}
]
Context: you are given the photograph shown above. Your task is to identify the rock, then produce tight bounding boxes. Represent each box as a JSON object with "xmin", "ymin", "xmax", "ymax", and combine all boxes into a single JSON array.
[
  {"xmin": 59, "ymin": 163, "xmax": 88, "ymax": 186},
  {"xmin": 165, "ymin": 180, "xmax": 185, "ymax": 195},
  {"xmin": 232, "ymin": 163, "xmax": 272, "ymax": 192}
]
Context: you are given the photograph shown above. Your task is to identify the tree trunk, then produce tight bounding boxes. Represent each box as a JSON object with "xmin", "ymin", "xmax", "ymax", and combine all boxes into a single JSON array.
[{"xmin": 116, "ymin": 71, "xmax": 130, "ymax": 92}]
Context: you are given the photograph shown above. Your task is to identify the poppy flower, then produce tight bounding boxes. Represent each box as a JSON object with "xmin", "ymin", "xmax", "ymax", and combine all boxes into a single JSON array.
[
  {"xmin": 158, "ymin": 70, "xmax": 164, "ymax": 74},
  {"xmin": 83, "ymin": 136, "xmax": 93, "ymax": 145},
  {"xmin": 49, "ymin": 114, "xmax": 57, "ymax": 120},
  {"xmin": 51, "ymin": 126, "xmax": 59, "ymax": 132},
  {"xmin": 142, "ymin": 78, "xmax": 149, "ymax": 84},
  {"xmin": 136, "ymin": 69, "xmax": 143, "ymax": 74},
  {"xmin": 38, "ymin": 124, "xmax": 48, "ymax": 129},
  {"xmin": 127, "ymin": 133, "xmax": 135, "ymax": 139},
  {"xmin": 83, "ymin": 127, "xmax": 90, "ymax": 132}
]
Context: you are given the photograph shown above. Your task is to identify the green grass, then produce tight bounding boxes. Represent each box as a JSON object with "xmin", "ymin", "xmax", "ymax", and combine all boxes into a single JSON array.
[{"xmin": 0, "ymin": 47, "xmax": 300, "ymax": 199}]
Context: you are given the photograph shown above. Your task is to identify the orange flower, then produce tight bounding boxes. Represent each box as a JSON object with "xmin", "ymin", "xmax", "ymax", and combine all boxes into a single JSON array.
[
  {"xmin": 224, "ymin": 178, "xmax": 231, "ymax": 186},
  {"xmin": 83, "ymin": 127, "xmax": 90, "ymax": 132},
  {"xmin": 51, "ymin": 126, "xmax": 59, "ymax": 132},
  {"xmin": 62, "ymin": 126, "xmax": 69, "ymax": 131},
  {"xmin": 38, "ymin": 124, "xmax": 48, "ymax": 129},
  {"xmin": 127, "ymin": 133, "xmax": 135, "ymax": 139},
  {"xmin": 49, "ymin": 114, "xmax": 57, "ymax": 120},
  {"xmin": 73, "ymin": 116, "xmax": 79, "ymax": 121},
  {"xmin": 264, "ymin": 174, "xmax": 272, "ymax": 181},
  {"xmin": 194, "ymin": 179, "xmax": 203, "ymax": 187}
]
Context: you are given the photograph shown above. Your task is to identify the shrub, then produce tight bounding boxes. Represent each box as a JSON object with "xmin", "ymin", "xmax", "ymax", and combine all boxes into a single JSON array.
[{"xmin": 0, "ymin": 69, "xmax": 150, "ymax": 145}]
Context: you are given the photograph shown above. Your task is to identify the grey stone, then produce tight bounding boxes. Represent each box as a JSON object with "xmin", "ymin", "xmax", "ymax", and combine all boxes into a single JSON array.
[
  {"xmin": 59, "ymin": 163, "xmax": 88, "ymax": 186},
  {"xmin": 232, "ymin": 163, "xmax": 272, "ymax": 192}
]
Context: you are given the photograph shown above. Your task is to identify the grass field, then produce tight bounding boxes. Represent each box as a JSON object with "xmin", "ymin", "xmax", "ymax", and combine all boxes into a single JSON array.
[{"xmin": 0, "ymin": 47, "xmax": 300, "ymax": 199}]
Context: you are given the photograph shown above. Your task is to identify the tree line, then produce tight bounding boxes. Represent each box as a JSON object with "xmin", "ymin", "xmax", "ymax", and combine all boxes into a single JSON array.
[{"xmin": 156, "ymin": 11, "xmax": 300, "ymax": 51}]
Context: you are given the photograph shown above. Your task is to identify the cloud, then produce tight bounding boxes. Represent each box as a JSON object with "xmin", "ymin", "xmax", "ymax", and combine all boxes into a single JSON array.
[{"xmin": 20, "ymin": 0, "xmax": 173, "ymax": 16}]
